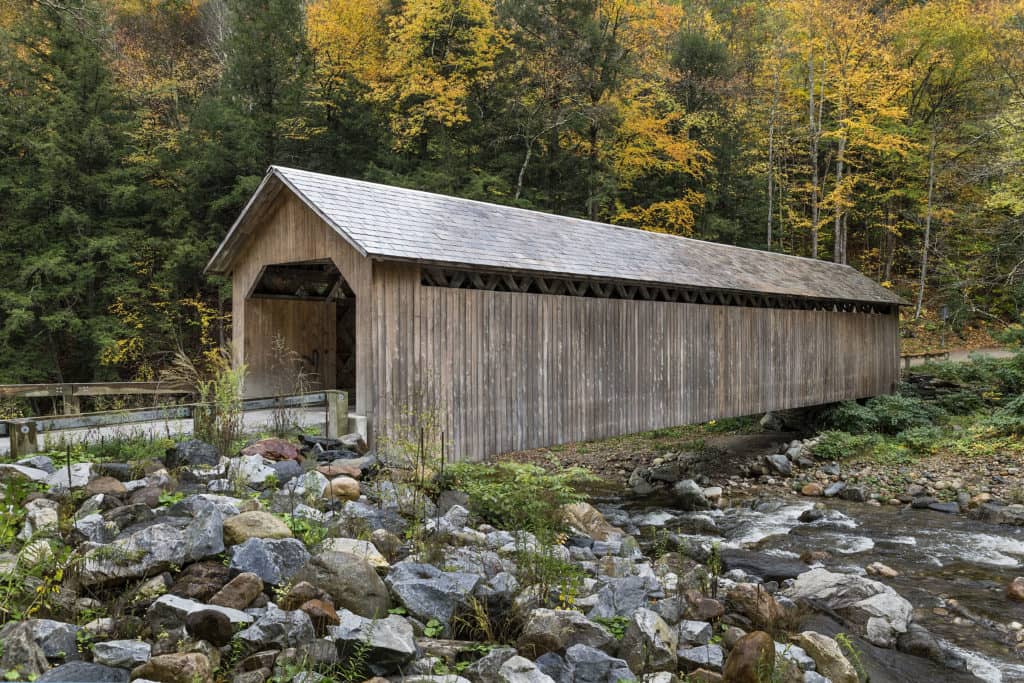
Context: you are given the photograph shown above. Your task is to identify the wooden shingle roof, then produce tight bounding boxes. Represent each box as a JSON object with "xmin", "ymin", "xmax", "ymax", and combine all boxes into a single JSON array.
[{"xmin": 207, "ymin": 166, "xmax": 905, "ymax": 306}]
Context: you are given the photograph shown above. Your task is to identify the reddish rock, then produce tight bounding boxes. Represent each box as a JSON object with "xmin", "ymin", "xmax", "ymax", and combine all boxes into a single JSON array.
[
  {"xmin": 317, "ymin": 463, "xmax": 362, "ymax": 479},
  {"xmin": 722, "ymin": 630, "xmax": 774, "ymax": 683},
  {"xmin": 801, "ymin": 482, "xmax": 824, "ymax": 496},
  {"xmin": 300, "ymin": 599, "xmax": 340, "ymax": 635},
  {"xmin": 241, "ymin": 438, "xmax": 301, "ymax": 462},
  {"xmin": 685, "ymin": 590, "xmax": 725, "ymax": 621},
  {"xmin": 85, "ymin": 476, "xmax": 127, "ymax": 496},
  {"xmin": 1009, "ymin": 577, "xmax": 1024, "ymax": 602}
]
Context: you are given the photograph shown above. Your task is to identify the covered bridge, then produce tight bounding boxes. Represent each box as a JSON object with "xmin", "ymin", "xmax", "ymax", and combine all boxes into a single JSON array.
[{"xmin": 206, "ymin": 166, "xmax": 904, "ymax": 460}]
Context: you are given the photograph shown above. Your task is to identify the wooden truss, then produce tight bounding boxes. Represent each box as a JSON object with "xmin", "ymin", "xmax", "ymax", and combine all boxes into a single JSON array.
[{"xmin": 420, "ymin": 267, "xmax": 895, "ymax": 315}]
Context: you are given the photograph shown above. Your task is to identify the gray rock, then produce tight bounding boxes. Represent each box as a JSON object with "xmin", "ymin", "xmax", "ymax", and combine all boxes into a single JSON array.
[
  {"xmin": 823, "ymin": 482, "xmax": 846, "ymax": 498},
  {"xmin": 386, "ymin": 561, "xmax": 481, "ymax": 628},
  {"xmin": 0, "ymin": 463, "xmax": 51, "ymax": 483},
  {"xmin": 335, "ymin": 500, "xmax": 408, "ymax": 536},
  {"xmin": 463, "ymin": 646, "xmax": 518, "ymax": 683},
  {"xmin": 91, "ymin": 640, "xmax": 151, "ymax": 668},
  {"xmin": 927, "ymin": 502, "xmax": 960, "ymax": 514},
  {"xmin": 534, "ymin": 653, "xmax": 569, "ymax": 683},
  {"xmin": 147, "ymin": 594, "xmax": 253, "ymax": 633},
  {"xmin": 678, "ymin": 620, "xmax": 712, "ymax": 646},
  {"xmin": 766, "ymin": 454, "xmax": 792, "ymax": 477},
  {"xmin": 79, "ymin": 499, "xmax": 224, "ymax": 586},
  {"xmin": 237, "ymin": 604, "xmax": 315, "ymax": 650},
  {"xmin": 293, "ymin": 551, "xmax": 390, "ymax": 618},
  {"xmin": 517, "ymin": 608, "xmax": 615, "ymax": 658},
  {"xmin": 498, "ymin": 656, "xmax": 555, "ymax": 683},
  {"xmin": 776, "ymin": 641, "xmax": 816, "ymax": 671},
  {"xmin": 17, "ymin": 455, "xmax": 54, "ymax": 473},
  {"xmin": 270, "ymin": 459, "xmax": 303, "ymax": 485},
  {"xmin": 329, "ymin": 609, "xmax": 417, "ymax": 675},
  {"xmin": 803, "ymin": 673, "xmax": 830, "ymax": 683},
  {"xmin": 677, "ymin": 644, "xmax": 724, "ymax": 672},
  {"xmin": 0, "ymin": 623, "xmax": 48, "ymax": 678},
  {"xmin": 671, "ymin": 480, "xmax": 710, "ymax": 511},
  {"xmin": 227, "ymin": 454, "xmax": 278, "ymax": 488},
  {"xmin": 36, "ymin": 661, "xmax": 130, "ymax": 682},
  {"xmin": 721, "ymin": 548, "xmax": 810, "ymax": 582},
  {"xmin": 19, "ymin": 498, "xmax": 60, "ymax": 540},
  {"xmin": 230, "ymin": 537, "xmax": 310, "ymax": 586},
  {"xmin": 0, "ymin": 619, "xmax": 79, "ymax": 661},
  {"xmin": 785, "ymin": 568, "xmax": 912, "ymax": 648},
  {"xmin": 587, "ymin": 576, "xmax": 652, "ymax": 618},
  {"xmin": 620, "ymin": 608, "xmax": 677, "ymax": 673},
  {"xmin": 896, "ymin": 623, "xmax": 943, "ymax": 661},
  {"xmin": 46, "ymin": 462, "xmax": 93, "ymax": 491},
  {"xmin": 165, "ymin": 440, "xmax": 220, "ymax": 469},
  {"xmin": 971, "ymin": 502, "xmax": 1024, "ymax": 526},
  {"xmin": 838, "ymin": 486, "xmax": 868, "ymax": 503},
  {"xmin": 821, "ymin": 463, "xmax": 841, "ymax": 477},
  {"xmin": 71, "ymin": 513, "xmax": 117, "ymax": 544},
  {"xmin": 565, "ymin": 644, "xmax": 633, "ymax": 683}
]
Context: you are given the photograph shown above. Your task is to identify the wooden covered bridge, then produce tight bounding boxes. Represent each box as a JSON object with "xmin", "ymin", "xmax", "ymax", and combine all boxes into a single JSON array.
[{"xmin": 206, "ymin": 166, "xmax": 904, "ymax": 460}]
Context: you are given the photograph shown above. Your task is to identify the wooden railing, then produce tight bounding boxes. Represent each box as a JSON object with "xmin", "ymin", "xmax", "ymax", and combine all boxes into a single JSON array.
[{"xmin": 0, "ymin": 381, "xmax": 193, "ymax": 414}]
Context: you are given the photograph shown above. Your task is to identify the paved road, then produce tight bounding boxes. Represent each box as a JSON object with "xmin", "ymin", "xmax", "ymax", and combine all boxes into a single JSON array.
[{"xmin": 903, "ymin": 346, "xmax": 1015, "ymax": 368}]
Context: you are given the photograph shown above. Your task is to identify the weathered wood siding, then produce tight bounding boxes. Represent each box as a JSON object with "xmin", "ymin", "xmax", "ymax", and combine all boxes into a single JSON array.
[
  {"xmin": 371, "ymin": 262, "xmax": 900, "ymax": 461},
  {"xmin": 232, "ymin": 194, "xmax": 373, "ymax": 410}
]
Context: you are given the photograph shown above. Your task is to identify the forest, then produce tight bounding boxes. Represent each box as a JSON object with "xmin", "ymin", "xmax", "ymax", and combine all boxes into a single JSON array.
[{"xmin": 0, "ymin": 0, "xmax": 1022, "ymax": 385}]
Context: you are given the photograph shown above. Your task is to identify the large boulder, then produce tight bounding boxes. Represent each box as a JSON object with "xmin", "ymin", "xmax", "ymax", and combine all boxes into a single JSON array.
[
  {"xmin": 792, "ymin": 631, "xmax": 858, "ymax": 683},
  {"xmin": 329, "ymin": 610, "xmax": 417, "ymax": 676},
  {"xmin": 720, "ymin": 549, "xmax": 809, "ymax": 582},
  {"xmin": 293, "ymin": 551, "xmax": 390, "ymax": 618},
  {"xmin": 320, "ymin": 537, "xmax": 390, "ymax": 571},
  {"xmin": 236, "ymin": 604, "xmax": 315, "ymax": 650},
  {"xmin": 725, "ymin": 583, "xmax": 786, "ymax": 629},
  {"xmin": 165, "ymin": 440, "xmax": 220, "ymax": 469},
  {"xmin": 0, "ymin": 622, "xmax": 48, "ymax": 679},
  {"xmin": 619, "ymin": 608, "xmax": 677, "ymax": 674},
  {"xmin": 0, "ymin": 618, "xmax": 79, "ymax": 661},
  {"xmin": 229, "ymin": 537, "xmax": 310, "ymax": 586},
  {"xmin": 241, "ymin": 438, "xmax": 301, "ymax": 461},
  {"xmin": 587, "ymin": 576, "xmax": 652, "ymax": 618},
  {"xmin": 463, "ymin": 646, "xmax": 518, "ymax": 683},
  {"xmin": 672, "ymin": 480, "xmax": 710, "ymax": 511},
  {"xmin": 563, "ymin": 645, "xmax": 632, "ymax": 683},
  {"xmin": 147, "ymin": 594, "xmax": 252, "ymax": 634},
  {"xmin": 785, "ymin": 569, "xmax": 912, "ymax": 647},
  {"xmin": 517, "ymin": 609, "xmax": 615, "ymax": 658},
  {"xmin": 79, "ymin": 499, "xmax": 224, "ymax": 586},
  {"xmin": 19, "ymin": 498, "xmax": 60, "ymax": 540},
  {"xmin": 385, "ymin": 561, "xmax": 480, "ymax": 628},
  {"xmin": 721, "ymin": 630, "xmax": 774, "ymax": 682},
  {"xmin": 223, "ymin": 511, "xmax": 293, "ymax": 545},
  {"xmin": 209, "ymin": 572, "xmax": 264, "ymax": 610}
]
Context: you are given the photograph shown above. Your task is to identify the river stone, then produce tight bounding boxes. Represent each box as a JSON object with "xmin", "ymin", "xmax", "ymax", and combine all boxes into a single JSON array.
[
  {"xmin": 791, "ymin": 632, "xmax": 857, "ymax": 683},
  {"xmin": 185, "ymin": 608, "xmax": 234, "ymax": 647},
  {"xmin": 927, "ymin": 501, "xmax": 960, "ymax": 514},
  {"xmin": 131, "ymin": 653, "xmax": 212, "ymax": 683},
  {"xmin": 1009, "ymin": 576, "xmax": 1024, "ymax": 602},
  {"xmin": 92, "ymin": 640, "xmax": 151, "ymax": 668},
  {"xmin": 564, "ymin": 644, "xmax": 632, "ymax": 683},
  {"xmin": 0, "ymin": 624, "xmax": 48, "ymax": 678},
  {"xmin": 620, "ymin": 608, "xmax": 677, "ymax": 673},
  {"xmin": 498, "ymin": 656, "xmax": 555, "ymax": 683},
  {"xmin": 147, "ymin": 594, "xmax": 253, "ymax": 633},
  {"xmin": 823, "ymin": 482, "xmax": 846, "ymax": 498},
  {"xmin": 766, "ymin": 454, "xmax": 792, "ymax": 477},
  {"xmin": 775, "ymin": 641, "xmax": 815, "ymax": 672},
  {"xmin": 677, "ymin": 644, "xmax": 724, "ymax": 672},
  {"xmin": 209, "ymin": 571, "xmax": 264, "ymax": 610},
  {"xmin": 838, "ymin": 485, "xmax": 868, "ymax": 502},
  {"xmin": 517, "ymin": 608, "xmax": 615, "ymax": 658},
  {"xmin": 19, "ymin": 498, "xmax": 60, "ymax": 540},
  {"xmin": 237, "ymin": 604, "xmax": 315, "ymax": 650},
  {"xmin": 293, "ymin": 551, "xmax": 390, "ymax": 618},
  {"xmin": 679, "ymin": 620, "xmax": 713, "ymax": 646},
  {"xmin": 230, "ymin": 537, "xmax": 310, "ymax": 586},
  {"xmin": 223, "ymin": 511, "xmax": 293, "ymax": 545},
  {"xmin": 587, "ymin": 576, "xmax": 652, "ymax": 618},
  {"xmin": 79, "ymin": 499, "xmax": 224, "ymax": 586},
  {"xmin": 320, "ymin": 538, "xmax": 389, "ymax": 570},
  {"xmin": 46, "ymin": 462, "xmax": 93, "ymax": 491},
  {"xmin": 329, "ymin": 610, "xmax": 416, "ymax": 675},
  {"xmin": 971, "ymin": 502, "xmax": 1024, "ymax": 526},
  {"xmin": 561, "ymin": 503, "xmax": 624, "ymax": 541},
  {"xmin": 895, "ymin": 623, "xmax": 943, "ymax": 662},
  {"xmin": 328, "ymin": 475, "xmax": 361, "ymax": 501},
  {"xmin": 38, "ymin": 661, "xmax": 130, "ymax": 682},
  {"xmin": 721, "ymin": 631, "xmax": 773, "ymax": 682},
  {"xmin": 672, "ymin": 480, "xmax": 710, "ymax": 511},
  {"xmin": 726, "ymin": 583, "xmax": 785, "ymax": 629},
  {"xmin": 785, "ymin": 569, "xmax": 911, "ymax": 647},
  {"xmin": 0, "ymin": 618, "xmax": 79, "ymax": 661}
]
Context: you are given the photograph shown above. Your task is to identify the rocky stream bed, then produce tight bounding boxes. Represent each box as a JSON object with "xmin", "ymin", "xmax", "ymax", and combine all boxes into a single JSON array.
[{"xmin": 0, "ymin": 432, "xmax": 1021, "ymax": 683}]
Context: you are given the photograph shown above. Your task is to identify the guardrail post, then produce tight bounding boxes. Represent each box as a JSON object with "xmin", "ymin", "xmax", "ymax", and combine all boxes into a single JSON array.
[
  {"xmin": 5, "ymin": 420, "xmax": 38, "ymax": 458},
  {"xmin": 62, "ymin": 384, "xmax": 80, "ymax": 415},
  {"xmin": 325, "ymin": 390, "xmax": 344, "ymax": 438}
]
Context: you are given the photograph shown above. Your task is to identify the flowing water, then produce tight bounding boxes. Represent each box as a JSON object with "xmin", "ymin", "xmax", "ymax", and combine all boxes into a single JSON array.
[{"xmin": 598, "ymin": 494, "xmax": 1024, "ymax": 683}]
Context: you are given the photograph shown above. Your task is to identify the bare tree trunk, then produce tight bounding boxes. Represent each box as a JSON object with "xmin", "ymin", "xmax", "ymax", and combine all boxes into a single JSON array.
[
  {"xmin": 514, "ymin": 139, "xmax": 533, "ymax": 201},
  {"xmin": 833, "ymin": 134, "xmax": 846, "ymax": 263},
  {"xmin": 883, "ymin": 203, "xmax": 895, "ymax": 282},
  {"xmin": 767, "ymin": 69, "xmax": 780, "ymax": 250},
  {"xmin": 915, "ymin": 133, "xmax": 937, "ymax": 319},
  {"xmin": 808, "ymin": 52, "xmax": 824, "ymax": 259}
]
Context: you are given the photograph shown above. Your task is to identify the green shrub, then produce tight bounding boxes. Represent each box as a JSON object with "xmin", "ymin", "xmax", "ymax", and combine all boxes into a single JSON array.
[
  {"xmin": 864, "ymin": 394, "xmax": 944, "ymax": 434},
  {"xmin": 811, "ymin": 431, "xmax": 879, "ymax": 460},
  {"xmin": 445, "ymin": 462, "xmax": 594, "ymax": 534},
  {"xmin": 895, "ymin": 426, "xmax": 944, "ymax": 454},
  {"xmin": 933, "ymin": 389, "xmax": 985, "ymax": 415},
  {"xmin": 821, "ymin": 401, "xmax": 880, "ymax": 434},
  {"xmin": 984, "ymin": 394, "xmax": 1024, "ymax": 436}
]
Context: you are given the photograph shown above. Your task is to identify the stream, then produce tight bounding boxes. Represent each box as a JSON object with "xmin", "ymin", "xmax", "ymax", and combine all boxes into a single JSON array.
[{"xmin": 596, "ymin": 494, "xmax": 1024, "ymax": 683}]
